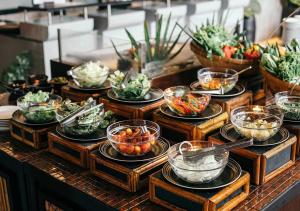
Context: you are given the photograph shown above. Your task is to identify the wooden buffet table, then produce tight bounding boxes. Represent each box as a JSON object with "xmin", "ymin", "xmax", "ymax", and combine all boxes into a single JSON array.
[{"xmin": 0, "ymin": 131, "xmax": 300, "ymax": 211}]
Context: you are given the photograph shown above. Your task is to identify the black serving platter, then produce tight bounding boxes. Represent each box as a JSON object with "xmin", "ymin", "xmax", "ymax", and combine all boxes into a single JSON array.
[
  {"xmin": 68, "ymin": 80, "xmax": 111, "ymax": 92},
  {"xmin": 190, "ymin": 81, "xmax": 245, "ymax": 98},
  {"xmin": 12, "ymin": 110, "xmax": 57, "ymax": 126},
  {"xmin": 56, "ymin": 125, "xmax": 106, "ymax": 142},
  {"xmin": 162, "ymin": 159, "xmax": 241, "ymax": 190},
  {"xmin": 107, "ymin": 88, "xmax": 163, "ymax": 104},
  {"xmin": 99, "ymin": 137, "xmax": 170, "ymax": 162},
  {"xmin": 160, "ymin": 103, "xmax": 222, "ymax": 121},
  {"xmin": 220, "ymin": 123, "xmax": 290, "ymax": 147}
]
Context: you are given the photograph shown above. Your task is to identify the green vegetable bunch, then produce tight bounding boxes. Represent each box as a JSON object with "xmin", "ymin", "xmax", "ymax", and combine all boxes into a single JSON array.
[
  {"xmin": 22, "ymin": 90, "xmax": 49, "ymax": 103},
  {"xmin": 261, "ymin": 39, "xmax": 300, "ymax": 84},
  {"xmin": 113, "ymin": 14, "xmax": 188, "ymax": 64},
  {"xmin": 109, "ymin": 70, "xmax": 151, "ymax": 100}
]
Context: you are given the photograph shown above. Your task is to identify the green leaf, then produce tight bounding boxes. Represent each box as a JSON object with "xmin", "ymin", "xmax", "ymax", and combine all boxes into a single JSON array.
[
  {"xmin": 144, "ymin": 21, "xmax": 152, "ymax": 62},
  {"xmin": 125, "ymin": 29, "xmax": 139, "ymax": 50},
  {"xmin": 154, "ymin": 15, "xmax": 163, "ymax": 60},
  {"xmin": 161, "ymin": 13, "xmax": 171, "ymax": 57},
  {"xmin": 166, "ymin": 25, "xmax": 186, "ymax": 57},
  {"xmin": 167, "ymin": 38, "xmax": 189, "ymax": 61},
  {"xmin": 111, "ymin": 40, "xmax": 124, "ymax": 60}
]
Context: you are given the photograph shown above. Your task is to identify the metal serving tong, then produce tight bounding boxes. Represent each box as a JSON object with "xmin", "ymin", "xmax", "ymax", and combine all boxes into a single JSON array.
[
  {"xmin": 59, "ymin": 100, "xmax": 102, "ymax": 126},
  {"xmin": 179, "ymin": 138, "xmax": 253, "ymax": 165},
  {"xmin": 190, "ymin": 88, "xmax": 224, "ymax": 95}
]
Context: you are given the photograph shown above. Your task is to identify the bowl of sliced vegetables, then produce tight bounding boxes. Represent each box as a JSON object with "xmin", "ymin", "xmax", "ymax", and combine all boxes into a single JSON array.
[
  {"xmin": 68, "ymin": 61, "xmax": 109, "ymax": 88},
  {"xmin": 275, "ymin": 91, "xmax": 300, "ymax": 120},
  {"xmin": 197, "ymin": 67, "xmax": 238, "ymax": 94},
  {"xmin": 231, "ymin": 105, "xmax": 283, "ymax": 142},
  {"xmin": 17, "ymin": 91, "xmax": 62, "ymax": 124},
  {"xmin": 56, "ymin": 99, "xmax": 105, "ymax": 136},
  {"xmin": 107, "ymin": 120, "xmax": 160, "ymax": 156},
  {"xmin": 164, "ymin": 86, "xmax": 211, "ymax": 116},
  {"xmin": 109, "ymin": 70, "xmax": 151, "ymax": 100}
]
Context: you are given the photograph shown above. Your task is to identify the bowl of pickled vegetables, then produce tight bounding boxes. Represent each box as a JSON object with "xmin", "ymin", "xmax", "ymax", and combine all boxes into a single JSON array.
[
  {"xmin": 107, "ymin": 120, "xmax": 160, "ymax": 156},
  {"xmin": 17, "ymin": 91, "xmax": 62, "ymax": 124},
  {"xmin": 231, "ymin": 105, "xmax": 283, "ymax": 141},
  {"xmin": 275, "ymin": 91, "xmax": 300, "ymax": 120},
  {"xmin": 164, "ymin": 86, "xmax": 211, "ymax": 116},
  {"xmin": 197, "ymin": 67, "xmax": 238, "ymax": 94}
]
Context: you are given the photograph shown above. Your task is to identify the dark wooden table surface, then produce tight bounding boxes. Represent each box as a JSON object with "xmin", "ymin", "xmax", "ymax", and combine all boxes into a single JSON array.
[{"xmin": 0, "ymin": 132, "xmax": 300, "ymax": 210}]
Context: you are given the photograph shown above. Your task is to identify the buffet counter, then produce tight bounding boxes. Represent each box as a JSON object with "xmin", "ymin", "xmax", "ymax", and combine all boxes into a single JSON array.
[{"xmin": 0, "ymin": 131, "xmax": 300, "ymax": 211}]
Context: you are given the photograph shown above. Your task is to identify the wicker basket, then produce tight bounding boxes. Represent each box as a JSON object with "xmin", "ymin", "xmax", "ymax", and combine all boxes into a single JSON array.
[
  {"xmin": 260, "ymin": 66, "xmax": 300, "ymax": 95},
  {"xmin": 190, "ymin": 42, "xmax": 259, "ymax": 77}
]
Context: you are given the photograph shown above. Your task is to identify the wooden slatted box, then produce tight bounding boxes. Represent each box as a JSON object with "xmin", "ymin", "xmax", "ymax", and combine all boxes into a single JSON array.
[
  {"xmin": 149, "ymin": 170, "xmax": 250, "ymax": 211},
  {"xmin": 10, "ymin": 120, "xmax": 56, "ymax": 149},
  {"xmin": 153, "ymin": 110, "xmax": 228, "ymax": 143},
  {"xmin": 99, "ymin": 96, "xmax": 164, "ymax": 119},
  {"xmin": 48, "ymin": 132, "xmax": 102, "ymax": 169},
  {"xmin": 283, "ymin": 123, "xmax": 300, "ymax": 156},
  {"xmin": 89, "ymin": 149, "xmax": 167, "ymax": 192},
  {"xmin": 209, "ymin": 133, "xmax": 297, "ymax": 185},
  {"xmin": 211, "ymin": 91, "xmax": 253, "ymax": 115},
  {"xmin": 61, "ymin": 85, "xmax": 106, "ymax": 102}
]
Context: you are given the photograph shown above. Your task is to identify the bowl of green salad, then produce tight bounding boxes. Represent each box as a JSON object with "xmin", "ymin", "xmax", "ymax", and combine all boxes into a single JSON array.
[
  {"xmin": 17, "ymin": 91, "xmax": 62, "ymax": 124},
  {"xmin": 56, "ymin": 98, "xmax": 105, "ymax": 136},
  {"xmin": 275, "ymin": 91, "xmax": 300, "ymax": 120},
  {"xmin": 68, "ymin": 61, "xmax": 109, "ymax": 88},
  {"xmin": 108, "ymin": 70, "xmax": 151, "ymax": 100}
]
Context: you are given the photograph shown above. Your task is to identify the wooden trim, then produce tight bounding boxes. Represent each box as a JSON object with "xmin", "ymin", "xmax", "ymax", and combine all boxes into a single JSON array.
[
  {"xmin": 263, "ymin": 160, "xmax": 295, "ymax": 184},
  {"xmin": 263, "ymin": 137, "xmax": 296, "ymax": 158}
]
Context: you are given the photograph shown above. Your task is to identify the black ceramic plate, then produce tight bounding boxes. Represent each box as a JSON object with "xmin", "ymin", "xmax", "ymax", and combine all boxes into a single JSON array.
[
  {"xmin": 68, "ymin": 80, "xmax": 111, "ymax": 92},
  {"xmin": 220, "ymin": 123, "xmax": 290, "ymax": 147},
  {"xmin": 107, "ymin": 88, "xmax": 163, "ymax": 104},
  {"xmin": 12, "ymin": 110, "xmax": 57, "ymax": 126},
  {"xmin": 190, "ymin": 81, "xmax": 245, "ymax": 98},
  {"xmin": 162, "ymin": 159, "xmax": 241, "ymax": 190},
  {"xmin": 56, "ymin": 125, "xmax": 106, "ymax": 142},
  {"xmin": 283, "ymin": 118, "xmax": 300, "ymax": 124},
  {"xmin": 159, "ymin": 103, "xmax": 223, "ymax": 120},
  {"xmin": 99, "ymin": 137, "xmax": 170, "ymax": 162}
]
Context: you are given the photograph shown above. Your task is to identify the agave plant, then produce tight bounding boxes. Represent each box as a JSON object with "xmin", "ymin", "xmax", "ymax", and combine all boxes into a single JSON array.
[{"xmin": 112, "ymin": 14, "xmax": 188, "ymax": 64}]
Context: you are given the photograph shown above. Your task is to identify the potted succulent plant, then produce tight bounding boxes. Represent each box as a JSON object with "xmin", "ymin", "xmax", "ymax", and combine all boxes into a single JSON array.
[
  {"xmin": 112, "ymin": 14, "xmax": 188, "ymax": 78},
  {"xmin": 244, "ymin": 0, "xmax": 261, "ymax": 41}
]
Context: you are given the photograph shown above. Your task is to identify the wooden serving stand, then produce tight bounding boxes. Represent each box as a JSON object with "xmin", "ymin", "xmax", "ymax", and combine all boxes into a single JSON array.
[
  {"xmin": 90, "ymin": 149, "xmax": 168, "ymax": 192},
  {"xmin": 10, "ymin": 119, "xmax": 56, "ymax": 149},
  {"xmin": 211, "ymin": 91, "xmax": 253, "ymax": 115},
  {"xmin": 99, "ymin": 96, "xmax": 164, "ymax": 119},
  {"xmin": 149, "ymin": 170, "xmax": 250, "ymax": 211},
  {"xmin": 48, "ymin": 132, "xmax": 102, "ymax": 169},
  {"xmin": 209, "ymin": 133, "xmax": 297, "ymax": 185},
  {"xmin": 153, "ymin": 110, "xmax": 228, "ymax": 142},
  {"xmin": 61, "ymin": 85, "xmax": 106, "ymax": 102},
  {"xmin": 283, "ymin": 123, "xmax": 300, "ymax": 156}
]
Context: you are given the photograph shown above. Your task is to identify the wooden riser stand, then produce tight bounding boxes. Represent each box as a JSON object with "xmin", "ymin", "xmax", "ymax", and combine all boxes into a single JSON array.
[
  {"xmin": 48, "ymin": 132, "xmax": 102, "ymax": 169},
  {"xmin": 149, "ymin": 170, "xmax": 250, "ymax": 211},
  {"xmin": 10, "ymin": 120, "xmax": 56, "ymax": 149},
  {"xmin": 209, "ymin": 134, "xmax": 297, "ymax": 185}
]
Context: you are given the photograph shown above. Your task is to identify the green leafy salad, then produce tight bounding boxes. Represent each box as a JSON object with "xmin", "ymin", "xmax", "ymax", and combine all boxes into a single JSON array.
[
  {"xmin": 109, "ymin": 70, "xmax": 151, "ymax": 100},
  {"xmin": 17, "ymin": 91, "xmax": 61, "ymax": 124}
]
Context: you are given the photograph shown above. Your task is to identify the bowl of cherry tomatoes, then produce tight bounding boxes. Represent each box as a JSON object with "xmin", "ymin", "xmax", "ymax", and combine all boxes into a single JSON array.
[{"xmin": 107, "ymin": 120, "xmax": 160, "ymax": 156}]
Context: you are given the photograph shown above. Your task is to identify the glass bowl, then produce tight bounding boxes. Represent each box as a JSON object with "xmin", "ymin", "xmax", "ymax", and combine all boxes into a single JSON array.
[
  {"xmin": 197, "ymin": 67, "xmax": 238, "ymax": 93},
  {"xmin": 231, "ymin": 105, "xmax": 284, "ymax": 142},
  {"xmin": 69, "ymin": 62, "xmax": 109, "ymax": 88},
  {"xmin": 17, "ymin": 94, "xmax": 62, "ymax": 123},
  {"xmin": 107, "ymin": 120, "xmax": 160, "ymax": 156},
  {"xmin": 167, "ymin": 141, "xmax": 229, "ymax": 184},
  {"xmin": 275, "ymin": 91, "xmax": 300, "ymax": 120},
  {"xmin": 164, "ymin": 86, "xmax": 211, "ymax": 116},
  {"xmin": 56, "ymin": 104, "xmax": 104, "ymax": 136},
  {"xmin": 109, "ymin": 71, "xmax": 151, "ymax": 100}
]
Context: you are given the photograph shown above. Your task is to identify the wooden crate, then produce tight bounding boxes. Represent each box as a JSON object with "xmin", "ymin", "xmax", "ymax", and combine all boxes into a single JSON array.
[
  {"xmin": 153, "ymin": 110, "xmax": 228, "ymax": 142},
  {"xmin": 99, "ymin": 96, "xmax": 164, "ymax": 119},
  {"xmin": 149, "ymin": 169, "xmax": 250, "ymax": 211},
  {"xmin": 209, "ymin": 133, "xmax": 297, "ymax": 185},
  {"xmin": 283, "ymin": 123, "xmax": 300, "ymax": 156},
  {"xmin": 211, "ymin": 91, "xmax": 253, "ymax": 115},
  {"xmin": 61, "ymin": 85, "xmax": 106, "ymax": 102},
  {"xmin": 48, "ymin": 132, "xmax": 102, "ymax": 169},
  {"xmin": 10, "ymin": 120, "xmax": 56, "ymax": 149},
  {"xmin": 89, "ymin": 149, "xmax": 167, "ymax": 192}
]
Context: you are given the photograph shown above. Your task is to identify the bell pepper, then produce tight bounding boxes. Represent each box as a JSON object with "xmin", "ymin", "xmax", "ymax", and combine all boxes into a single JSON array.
[
  {"xmin": 244, "ymin": 45, "xmax": 261, "ymax": 60},
  {"xmin": 223, "ymin": 45, "xmax": 237, "ymax": 59}
]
